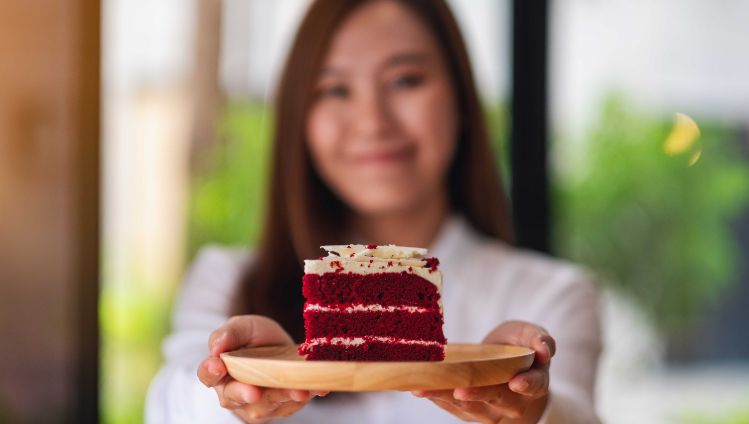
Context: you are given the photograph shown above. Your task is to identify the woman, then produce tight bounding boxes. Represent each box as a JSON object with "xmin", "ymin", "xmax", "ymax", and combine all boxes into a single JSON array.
[{"xmin": 146, "ymin": 0, "xmax": 602, "ymax": 422}]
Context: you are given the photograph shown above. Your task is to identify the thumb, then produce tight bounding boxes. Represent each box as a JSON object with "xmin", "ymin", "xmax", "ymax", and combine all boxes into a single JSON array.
[
  {"xmin": 209, "ymin": 315, "xmax": 294, "ymax": 356},
  {"xmin": 483, "ymin": 321, "xmax": 556, "ymax": 364}
]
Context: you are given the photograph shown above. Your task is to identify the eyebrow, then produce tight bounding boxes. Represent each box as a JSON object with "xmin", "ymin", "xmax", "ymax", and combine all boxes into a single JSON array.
[
  {"xmin": 383, "ymin": 51, "xmax": 431, "ymax": 67},
  {"xmin": 319, "ymin": 51, "xmax": 431, "ymax": 76}
]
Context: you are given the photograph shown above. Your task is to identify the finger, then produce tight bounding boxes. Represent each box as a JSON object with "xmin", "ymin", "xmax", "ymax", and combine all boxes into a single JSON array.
[
  {"xmin": 289, "ymin": 389, "xmax": 313, "ymax": 402},
  {"xmin": 221, "ymin": 379, "xmax": 264, "ymax": 405},
  {"xmin": 197, "ymin": 357, "xmax": 228, "ymax": 387},
  {"xmin": 416, "ymin": 390, "xmax": 516, "ymax": 423},
  {"xmin": 411, "ymin": 389, "xmax": 454, "ymax": 401},
  {"xmin": 508, "ymin": 367, "xmax": 549, "ymax": 398},
  {"xmin": 483, "ymin": 321, "xmax": 556, "ymax": 364},
  {"xmin": 237, "ymin": 402, "xmax": 282, "ymax": 421},
  {"xmin": 434, "ymin": 397, "xmax": 507, "ymax": 424},
  {"xmin": 447, "ymin": 399, "xmax": 495, "ymax": 420},
  {"xmin": 531, "ymin": 333, "xmax": 555, "ymax": 364},
  {"xmin": 484, "ymin": 397, "xmax": 525, "ymax": 419},
  {"xmin": 261, "ymin": 389, "xmax": 311, "ymax": 403},
  {"xmin": 209, "ymin": 315, "xmax": 294, "ymax": 356},
  {"xmin": 413, "ymin": 389, "xmax": 479, "ymax": 418},
  {"xmin": 272, "ymin": 401, "xmax": 308, "ymax": 418},
  {"xmin": 216, "ymin": 384, "xmax": 242, "ymax": 410},
  {"xmin": 429, "ymin": 398, "xmax": 477, "ymax": 422},
  {"xmin": 453, "ymin": 384, "xmax": 506, "ymax": 402}
]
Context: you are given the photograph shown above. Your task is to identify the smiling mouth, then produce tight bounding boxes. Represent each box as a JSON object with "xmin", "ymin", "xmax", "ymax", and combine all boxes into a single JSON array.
[{"xmin": 353, "ymin": 147, "xmax": 415, "ymax": 165}]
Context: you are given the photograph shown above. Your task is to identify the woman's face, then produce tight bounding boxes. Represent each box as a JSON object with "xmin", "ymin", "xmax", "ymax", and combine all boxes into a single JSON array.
[{"xmin": 306, "ymin": 0, "xmax": 458, "ymax": 217}]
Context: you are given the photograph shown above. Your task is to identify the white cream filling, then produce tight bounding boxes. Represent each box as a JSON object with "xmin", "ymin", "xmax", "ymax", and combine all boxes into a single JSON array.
[
  {"xmin": 304, "ymin": 303, "xmax": 430, "ymax": 313},
  {"xmin": 302, "ymin": 336, "xmax": 443, "ymax": 347}
]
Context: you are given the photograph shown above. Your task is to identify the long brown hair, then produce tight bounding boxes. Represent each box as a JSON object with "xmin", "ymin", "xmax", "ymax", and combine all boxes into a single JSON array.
[{"xmin": 233, "ymin": 0, "xmax": 514, "ymax": 342}]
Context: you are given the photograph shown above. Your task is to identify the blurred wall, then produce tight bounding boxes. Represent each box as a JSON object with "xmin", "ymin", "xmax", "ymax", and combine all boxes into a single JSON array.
[
  {"xmin": 0, "ymin": 0, "xmax": 99, "ymax": 421},
  {"xmin": 551, "ymin": 0, "xmax": 749, "ymax": 138}
]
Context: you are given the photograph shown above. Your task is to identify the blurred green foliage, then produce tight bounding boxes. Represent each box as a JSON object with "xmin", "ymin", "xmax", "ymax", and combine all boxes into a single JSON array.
[
  {"xmin": 187, "ymin": 103, "xmax": 273, "ymax": 258},
  {"xmin": 484, "ymin": 103, "xmax": 511, "ymax": 187},
  {"xmin": 553, "ymin": 96, "xmax": 749, "ymax": 331},
  {"xmin": 101, "ymin": 280, "xmax": 172, "ymax": 424},
  {"xmin": 684, "ymin": 401, "xmax": 749, "ymax": 424}
]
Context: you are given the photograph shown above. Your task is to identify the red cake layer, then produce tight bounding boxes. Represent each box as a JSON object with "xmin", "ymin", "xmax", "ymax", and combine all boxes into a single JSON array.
[
  {"xmin": 302, "ymin": 272, "xmax": 441, "ymax": 308},
  {"xmin": 299, "ymin": 340, "xmax": 445, "ymax": 361},
  {"xmin": 303, "ymin": 308, "xmax": 446, "ymax": 342}
]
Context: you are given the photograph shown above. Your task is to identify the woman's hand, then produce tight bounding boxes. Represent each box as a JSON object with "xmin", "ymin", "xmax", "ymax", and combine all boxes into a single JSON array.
[
  {"xmin": 197, "ymin": 315, "xmax": 329, "ymax": 423},
  {"xmin": 411, "ymin": 321, "xmax": 555, "ymax": 423}
]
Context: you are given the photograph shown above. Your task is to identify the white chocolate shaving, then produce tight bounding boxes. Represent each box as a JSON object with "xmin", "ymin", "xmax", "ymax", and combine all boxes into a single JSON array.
[{"xmin": 321, "ymin": 244, "xmax": 428, "ymax": 259}]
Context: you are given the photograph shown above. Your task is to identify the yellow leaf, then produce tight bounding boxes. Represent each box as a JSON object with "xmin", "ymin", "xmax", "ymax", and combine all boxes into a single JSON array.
[{"xmin": 664, "ymin": 112, "xmax": 700, "ymax": 155}]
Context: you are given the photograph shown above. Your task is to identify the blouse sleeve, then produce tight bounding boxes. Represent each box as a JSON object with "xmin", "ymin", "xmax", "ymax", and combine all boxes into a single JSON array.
[
  {"xmin": 535, "ymin": 268, "xmax": 603, "ymax": 424},
  {"xmin": 145, "ymin": 246, "xmax": 249, "ymax": 424}
]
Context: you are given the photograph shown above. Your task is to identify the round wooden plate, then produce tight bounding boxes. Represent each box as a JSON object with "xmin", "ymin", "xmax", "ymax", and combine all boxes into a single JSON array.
[{"xmin": 220, "ymin": 343, "xmax": 535, "ymax": 391}]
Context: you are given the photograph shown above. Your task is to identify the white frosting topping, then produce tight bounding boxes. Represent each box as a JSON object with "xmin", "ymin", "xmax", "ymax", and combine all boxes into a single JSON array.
[
  {"xmin": 321, "ymin": 244, "xmax": 428, "ymax": 259},
  {"xmin": 304, "ymin": 303, "xmax": 430, "ymax": 313},
  {"xmin": 302, "ymin": 336, "xmax": 443, "ymax": 347}
]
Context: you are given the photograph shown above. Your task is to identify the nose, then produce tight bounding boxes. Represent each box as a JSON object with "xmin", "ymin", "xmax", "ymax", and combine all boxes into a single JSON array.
[{"xmin": 351, "ymin": 86, "xmax": 394, "ymax": 140}]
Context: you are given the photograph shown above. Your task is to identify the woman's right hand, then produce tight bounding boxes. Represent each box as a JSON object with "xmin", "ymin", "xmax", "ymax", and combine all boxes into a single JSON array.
[{"xmin": 197, "ymin": 315, "xmax": 329, "ymax": 423}]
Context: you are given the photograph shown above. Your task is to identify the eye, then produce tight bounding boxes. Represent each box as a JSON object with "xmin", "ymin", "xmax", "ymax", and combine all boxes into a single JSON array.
[
  {"xmin": 318, "ymin": 84, "xmax": 349, "ymax": 99},
  {"xmin": 391, "ymin": 74, "xmax": 424, "ymax": 89}
]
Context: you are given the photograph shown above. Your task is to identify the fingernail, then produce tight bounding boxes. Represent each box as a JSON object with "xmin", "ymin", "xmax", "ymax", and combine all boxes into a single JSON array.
[
  {"xmin": 513, "ymin": 379, "xmax": 529, "ymax": 392},
  {"xmin": 208, "ymin": 364, "xmax": 221, "ymax": 376}
]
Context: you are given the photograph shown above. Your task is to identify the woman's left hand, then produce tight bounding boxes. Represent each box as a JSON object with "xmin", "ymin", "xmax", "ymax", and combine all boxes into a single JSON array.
[{"xmin": 411, "ymin": 321, "xmax": 555, "ymax": 423}]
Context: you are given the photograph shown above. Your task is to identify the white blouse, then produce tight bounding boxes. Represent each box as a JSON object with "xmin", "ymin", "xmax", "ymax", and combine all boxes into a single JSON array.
[{"xmin": 146, "ymin": 215, "xmax": 602, "ymax": 423}]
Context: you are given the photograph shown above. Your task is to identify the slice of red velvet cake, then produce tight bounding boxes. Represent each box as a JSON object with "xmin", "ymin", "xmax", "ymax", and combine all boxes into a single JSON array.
[{"xmin": 298, "ymin": 244, "xmax": 446, "ymax": 361}]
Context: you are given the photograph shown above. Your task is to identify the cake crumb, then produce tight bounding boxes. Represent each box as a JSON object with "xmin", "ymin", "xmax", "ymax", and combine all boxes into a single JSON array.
[
  {"xmin": 425, "ymin": 257, "xmax": 440, "ymax": 272},
  {"xmin": 330, "ymin": 260, "xmax": 344, "ymax": 273}
]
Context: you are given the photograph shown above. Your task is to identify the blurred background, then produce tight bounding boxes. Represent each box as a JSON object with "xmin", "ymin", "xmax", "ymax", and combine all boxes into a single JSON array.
[{"xmin": 1, "ymin": 0, "xmax": 748, "ymax": 423}]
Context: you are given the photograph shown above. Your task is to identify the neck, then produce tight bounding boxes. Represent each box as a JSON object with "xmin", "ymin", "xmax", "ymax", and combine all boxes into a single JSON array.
[{"xmin": 349, "ymin": 192, "xmax": 450, "ymax": 248}]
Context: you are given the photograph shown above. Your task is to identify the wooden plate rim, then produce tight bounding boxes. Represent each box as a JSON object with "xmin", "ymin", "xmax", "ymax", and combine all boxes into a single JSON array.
[{"xmin": 220, "ymin": 343, "xmax": 535, "ymax": 391}]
